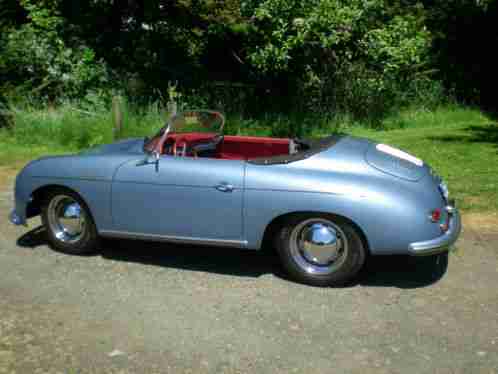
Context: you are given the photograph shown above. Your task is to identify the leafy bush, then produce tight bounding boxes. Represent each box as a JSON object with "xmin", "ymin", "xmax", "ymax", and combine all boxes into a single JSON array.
[
  {"xmin": 4, "ymin": 0, "xmax": 487, "ymax": 124},
  {"xmin": 242, "ymin": 0, "xmax": 438, "ymax": 121},
  {"xmin": 0, "ymin": 0, "xmax": 111, "ymax": 102},
  {"xmin": 1, "ymin": 25, "xmax": 110, "ymax": 101}
]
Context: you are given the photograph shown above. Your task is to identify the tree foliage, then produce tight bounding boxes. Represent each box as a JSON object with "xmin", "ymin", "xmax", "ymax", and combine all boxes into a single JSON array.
[{"xmin": 0, "ymin": 0, "xmax": 496, "ymax": 116}]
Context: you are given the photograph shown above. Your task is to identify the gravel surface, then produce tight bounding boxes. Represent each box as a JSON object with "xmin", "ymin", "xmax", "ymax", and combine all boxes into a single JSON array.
[{"xmin": 1, "ymin": 169, "xmax": 497, "ymax": 373}]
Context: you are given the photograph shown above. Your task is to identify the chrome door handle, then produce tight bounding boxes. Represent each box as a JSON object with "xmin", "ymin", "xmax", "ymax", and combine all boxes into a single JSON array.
[{"xmin": 215, "ymin": 183, "xmax": 234, "ymax": 192}]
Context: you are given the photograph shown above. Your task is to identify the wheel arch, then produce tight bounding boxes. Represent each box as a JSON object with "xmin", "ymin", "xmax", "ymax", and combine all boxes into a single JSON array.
[
  {"xmin": 261, "ymin": 211, "xmax": 371, "ymax": 254},
  {"xmin": 27, "ymin": 184, "xmax": 94, "ymax": 221}
]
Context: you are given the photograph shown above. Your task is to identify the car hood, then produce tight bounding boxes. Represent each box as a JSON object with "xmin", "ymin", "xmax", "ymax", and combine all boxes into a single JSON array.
[{"xmin": 81, "ymin": 138, "xmax": 146, "ymax": 156}]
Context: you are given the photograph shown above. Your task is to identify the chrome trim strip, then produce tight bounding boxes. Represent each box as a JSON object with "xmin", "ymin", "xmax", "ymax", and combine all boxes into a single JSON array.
[
  {"xmin": 99, "ymin": 230, "xmax": 248, "ymax": 248},
  {"xmin": 31, "ymin": 175, "xmax": 109, "ymax": 182},
  {"xmin": 408, "ymin": 206, "xmax": 461, "ymax": 256}
]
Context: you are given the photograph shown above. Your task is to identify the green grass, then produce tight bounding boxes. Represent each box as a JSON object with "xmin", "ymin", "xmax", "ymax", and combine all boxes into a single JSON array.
[
  {"xmin": 0, "ymin": 101, "xmax": 164, "ymax": 167},
  {"xmin": 0, "ymin": 103, "xmax": 496, "ymax": 212}
]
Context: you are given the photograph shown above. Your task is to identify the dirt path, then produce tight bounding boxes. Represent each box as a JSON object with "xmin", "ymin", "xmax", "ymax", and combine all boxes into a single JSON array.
[{"xmin": 1, "ymin": 168, "xmax": 497, "ymax": 373}]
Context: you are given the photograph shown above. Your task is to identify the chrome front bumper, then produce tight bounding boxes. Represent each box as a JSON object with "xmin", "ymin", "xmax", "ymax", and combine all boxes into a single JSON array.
[{"xmin": 408, "ymin": 201, "xmax": 462, "ymax": 256}]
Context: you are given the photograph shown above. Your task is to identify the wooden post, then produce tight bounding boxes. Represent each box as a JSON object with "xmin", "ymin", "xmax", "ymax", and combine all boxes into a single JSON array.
[
  {"xmin": 167, "ymin": 100, "xmax": 177, "ymax": 118},
  {"xmin": 112, "ymin": 96, "xmax": 123, "ymax": 140}
]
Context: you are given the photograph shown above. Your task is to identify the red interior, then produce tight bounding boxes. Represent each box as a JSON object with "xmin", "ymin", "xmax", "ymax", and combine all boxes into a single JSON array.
[
  {"xmin": 219, "ymin": 135, "xmax": 290, "ymax": 160},
  {"xmin": 161, "ymin": 133, "xmax": 290, "ymax": 160}
]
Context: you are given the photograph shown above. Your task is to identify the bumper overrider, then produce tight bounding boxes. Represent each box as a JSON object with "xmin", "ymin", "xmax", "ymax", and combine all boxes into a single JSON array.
[
  {"xmin": 9, "ymin": 209, "xmax": 26, "ymax": 226},
  {"xmin": 408, "ymin": 200, "xmax": 461, "ymax": 256}
]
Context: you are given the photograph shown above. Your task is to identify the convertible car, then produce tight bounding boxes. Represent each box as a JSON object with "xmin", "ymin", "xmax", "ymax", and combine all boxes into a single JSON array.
[{"xmin": 9, "ymin": 110, "xmax": 461, "ymax": 286}]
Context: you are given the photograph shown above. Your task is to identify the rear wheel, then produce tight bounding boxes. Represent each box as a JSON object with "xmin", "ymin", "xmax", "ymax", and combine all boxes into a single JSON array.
[
  {"xmin": 275, "ymin": 214, "xmax": 366, "ymax": 287},
  {"xmin": 41, "ymin": 189, "xmax": 98, "ymax": 255}
]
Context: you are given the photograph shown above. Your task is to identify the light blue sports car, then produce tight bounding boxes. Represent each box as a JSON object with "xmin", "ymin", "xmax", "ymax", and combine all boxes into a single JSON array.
[{"xmin": 9, "ymin": 110, "xmax": 461, "ymax": 286}]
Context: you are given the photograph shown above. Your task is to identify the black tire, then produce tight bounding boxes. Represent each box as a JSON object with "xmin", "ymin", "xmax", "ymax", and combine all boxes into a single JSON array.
[
  {"xmin": 275, "ymin": 214, "xmax": 366, "ymax": 287},
  {"xmin": 41, "ymin": 188, "xmax": 99, "ymax": 255}
]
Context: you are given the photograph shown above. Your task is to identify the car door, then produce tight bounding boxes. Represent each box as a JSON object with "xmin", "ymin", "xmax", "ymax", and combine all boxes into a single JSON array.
[{"xmin": 109, "ymin": 155, "xmax": 246, "ymax": 246}]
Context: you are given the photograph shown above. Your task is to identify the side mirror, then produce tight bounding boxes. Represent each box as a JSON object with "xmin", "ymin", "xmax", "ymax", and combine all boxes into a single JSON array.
[
  {"xmin": 136, "ymin": 151, "xmax": 160, "ymax": 167},
  {"xmin": 136, "ymin": 157, "xmax": 149, "ymax": 166}
]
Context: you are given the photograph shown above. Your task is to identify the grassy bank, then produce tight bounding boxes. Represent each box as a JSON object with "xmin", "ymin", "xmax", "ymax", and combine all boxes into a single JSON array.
[{"xmin": 0, "ymin": 104, "xmax": 496, "ymax": 212}]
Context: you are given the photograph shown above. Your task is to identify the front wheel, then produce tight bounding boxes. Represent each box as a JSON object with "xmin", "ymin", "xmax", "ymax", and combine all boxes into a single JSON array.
[
  {"xmin": 275, "ymin": 215, "xmax": 366, "ymax": 287},
  {"xmin": 41, "ymin": 189, "xmax": 99, "ymax": 255}
]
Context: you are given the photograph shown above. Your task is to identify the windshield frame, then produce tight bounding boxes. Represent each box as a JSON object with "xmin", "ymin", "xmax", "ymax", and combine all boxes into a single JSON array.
[{"xmin": 144, "ymin": 110, "xmax": 225, "ymax": 154}]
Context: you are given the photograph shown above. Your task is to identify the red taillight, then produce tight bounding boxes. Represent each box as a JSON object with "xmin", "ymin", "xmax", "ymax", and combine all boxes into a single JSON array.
[
  {"xmin": 431, "ymin": 209, "xmax": 442, "ymax": 222},
  {"xmin": 430, "ymin": 208, "xmax": 449, "ymax": 232}
]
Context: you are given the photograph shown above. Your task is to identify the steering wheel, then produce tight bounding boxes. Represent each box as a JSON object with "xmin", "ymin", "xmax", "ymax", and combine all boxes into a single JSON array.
[
  {"xmin": 172, "ymin": 137, "xmax": 182, "ymax": 156},
  {"xmin": 156, "ymin": 111, "xmax": 225, "ymax": 157},
  {"xmin": 172, "ymin": 137, "xmax": 198, "ymax": 158}
]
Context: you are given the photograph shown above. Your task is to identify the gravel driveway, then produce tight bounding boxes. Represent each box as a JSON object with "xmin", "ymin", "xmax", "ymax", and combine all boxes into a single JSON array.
[{"xmin": 1, "ymin": 168, "xmax": 497, "ymax": 373}]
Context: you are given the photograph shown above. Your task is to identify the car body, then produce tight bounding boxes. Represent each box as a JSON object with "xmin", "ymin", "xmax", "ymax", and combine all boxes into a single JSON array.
[{"xmin": 9, "ymin": 111, "xmax": 461, "ymax": 286}]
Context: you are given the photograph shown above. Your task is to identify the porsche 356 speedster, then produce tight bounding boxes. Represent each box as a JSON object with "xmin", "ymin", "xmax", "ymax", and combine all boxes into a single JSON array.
[{"xmin": 9, "ymin": 110, "xmax": 461, "ymax": 286}]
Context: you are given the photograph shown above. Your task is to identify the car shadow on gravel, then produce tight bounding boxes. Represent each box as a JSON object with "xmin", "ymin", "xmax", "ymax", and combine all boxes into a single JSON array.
[
  {"xmin": 100, "ymin": 238, "xmax": 281, "ymax": 279},
  {"xmin": 355, "ymin": 253, "xmax": 448, "ymax": 289},
  {"xmin": 17, "ymin": 226, "xmax": 448, "ymax": 289}
]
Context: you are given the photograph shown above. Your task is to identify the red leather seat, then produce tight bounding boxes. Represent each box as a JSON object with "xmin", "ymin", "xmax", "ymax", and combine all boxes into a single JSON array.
[{"xmin": 218, "ymin": 136, "xmax": 290, "ymax": 160}]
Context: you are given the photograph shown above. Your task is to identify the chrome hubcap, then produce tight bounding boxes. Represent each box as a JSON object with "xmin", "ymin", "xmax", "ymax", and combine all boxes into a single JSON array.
[
  {"xmin": 290, "ymin": 219, "xmax": 348, "ymax": 275},
  {"xmin": 47, "ymin": 195, "xmax": 86, "ymax": 243}
]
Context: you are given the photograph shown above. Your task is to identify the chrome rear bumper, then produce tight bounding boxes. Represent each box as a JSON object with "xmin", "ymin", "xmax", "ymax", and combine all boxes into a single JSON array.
[{"xmin": 408, "ymin": 201, "xmax": 461, "ymax": 256}]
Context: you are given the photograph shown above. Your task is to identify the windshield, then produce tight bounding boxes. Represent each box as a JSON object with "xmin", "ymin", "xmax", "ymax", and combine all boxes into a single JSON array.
[
  {"xmin": 155, "ymin": 110, "xmax": 224, "ymax": 138},
  {"xmin": 144, "ymin": 110, "xmax": 224, "ymax": 152}
]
